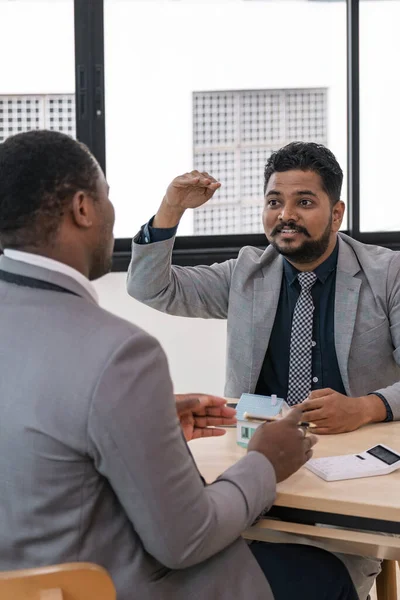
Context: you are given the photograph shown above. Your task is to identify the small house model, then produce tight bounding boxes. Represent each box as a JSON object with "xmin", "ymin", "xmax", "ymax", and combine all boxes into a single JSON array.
[{"xmin": 236, "ymin": 393, "xmax": 288, "ymax": 448}]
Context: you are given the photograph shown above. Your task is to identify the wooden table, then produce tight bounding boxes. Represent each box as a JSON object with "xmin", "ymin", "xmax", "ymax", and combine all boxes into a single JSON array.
[{"xmin": 190, "ymin": 423, "xmax": 400, "ymax": 561}]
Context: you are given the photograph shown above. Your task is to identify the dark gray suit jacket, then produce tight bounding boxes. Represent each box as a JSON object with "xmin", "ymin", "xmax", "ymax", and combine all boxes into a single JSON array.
[
  {"xmin": 127, "ymin": 233, "xmax": 400, "ymax": 419},
  {"xmin": 0, "ymin": 256, "xmax": 276, "ymax": 600}
]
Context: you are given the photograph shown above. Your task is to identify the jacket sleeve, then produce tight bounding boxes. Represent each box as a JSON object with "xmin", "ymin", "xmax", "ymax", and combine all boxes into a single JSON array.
[
  {"xmin": 373, "ymin": 253, "xmax": 400, "ymax": 420},
  {"xmin": 87, "ymin": 331, "xmax": 276, "ymax": 570},
  {"xmin": 127, "ymin": 235, "xmax": 235, "ymax": 319}
]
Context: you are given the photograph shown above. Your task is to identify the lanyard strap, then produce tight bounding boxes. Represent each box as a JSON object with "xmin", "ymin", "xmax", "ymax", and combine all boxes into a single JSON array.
[{"xmin": 0, "ymin": 269, "xmax": 80, "ymax": 297}]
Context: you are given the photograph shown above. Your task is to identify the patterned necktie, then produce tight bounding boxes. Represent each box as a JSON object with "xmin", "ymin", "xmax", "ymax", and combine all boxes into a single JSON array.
[{"xmin": 286, "ymin": 271, "xmax": 317, "ymax": 406}]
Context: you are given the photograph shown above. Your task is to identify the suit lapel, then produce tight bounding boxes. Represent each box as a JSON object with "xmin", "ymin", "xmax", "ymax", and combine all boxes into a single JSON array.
[
  {"xmin": 334, "ymin": 237, "xmax": 362, "ymax": 395},
  {"xmin": 249, "ymin": 255, "xmax": 283, "ymax": 393}
]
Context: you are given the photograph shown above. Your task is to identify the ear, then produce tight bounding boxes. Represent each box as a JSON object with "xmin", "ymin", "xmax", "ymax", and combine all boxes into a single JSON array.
[
  {"xmin": 332, "ymin": 200, "xmax": 345, "ymax": 232},
  {"xmin": 70, "ymin": 191, "xmax": 95, "ymax": 229}
]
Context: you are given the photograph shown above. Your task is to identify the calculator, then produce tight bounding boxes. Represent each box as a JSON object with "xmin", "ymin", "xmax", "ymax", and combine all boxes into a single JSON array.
[{"xmin": 305, "ymin": 444, "xmax": 400, "ymax": 482}]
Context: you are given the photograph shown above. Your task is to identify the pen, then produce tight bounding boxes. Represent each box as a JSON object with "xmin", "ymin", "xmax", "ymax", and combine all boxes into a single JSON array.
[{"xmin": 243, "ymin": 412, "xmax": 316, "ymax": 428}]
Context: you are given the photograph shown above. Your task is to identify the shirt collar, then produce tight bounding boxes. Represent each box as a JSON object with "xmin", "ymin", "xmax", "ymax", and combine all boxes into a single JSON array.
[
  {"xmin": 2, "ymin": 249, "xmax": 99, "ymax": 304},
  {"xmin": 283, "ymin": 238, "xmax": 339, "ymax": 286}
]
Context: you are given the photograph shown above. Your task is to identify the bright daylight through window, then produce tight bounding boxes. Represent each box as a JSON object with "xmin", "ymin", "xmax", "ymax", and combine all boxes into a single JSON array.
[{"xmin": 104, "ymin": 0, "xmax": 346, "ymax": 237}]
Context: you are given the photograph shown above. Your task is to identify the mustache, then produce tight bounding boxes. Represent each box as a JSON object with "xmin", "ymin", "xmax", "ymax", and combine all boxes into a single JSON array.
[{"xmin": 271, "ymin": 221, "xmax": 311, "ymax": 238}]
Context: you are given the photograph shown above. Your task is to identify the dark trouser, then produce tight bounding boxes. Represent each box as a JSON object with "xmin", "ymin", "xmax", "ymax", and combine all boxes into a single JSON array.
[{"xmin": 250, "ymin": 542, "xmax": 359, "ymax": 600}]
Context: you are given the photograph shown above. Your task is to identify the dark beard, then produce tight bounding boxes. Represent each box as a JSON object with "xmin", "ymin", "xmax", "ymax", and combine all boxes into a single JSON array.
[{"xmin": 269, "ymin": 218, "xmax": 332, "ymax": 264}]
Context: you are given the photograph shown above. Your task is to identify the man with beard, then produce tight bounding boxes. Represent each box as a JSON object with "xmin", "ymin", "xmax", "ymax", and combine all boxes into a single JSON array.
[{"xmin": 128, "ymin": 141, "xmax": 400, "ymax": 599}]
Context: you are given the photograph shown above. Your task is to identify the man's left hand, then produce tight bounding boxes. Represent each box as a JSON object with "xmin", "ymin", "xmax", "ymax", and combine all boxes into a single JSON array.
[
  {"xmin": 175, "ymin": 394, "xmax": 237, "ymax": 441},
  {"xmin": 300, "ymin": 389, "xmax": 386, "ymax": 434}
]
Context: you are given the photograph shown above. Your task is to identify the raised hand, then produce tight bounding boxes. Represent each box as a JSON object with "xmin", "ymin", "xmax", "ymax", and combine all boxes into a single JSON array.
[{"xmin": 153, "ymin": 171, "xmax": 221, "ymax": 228}]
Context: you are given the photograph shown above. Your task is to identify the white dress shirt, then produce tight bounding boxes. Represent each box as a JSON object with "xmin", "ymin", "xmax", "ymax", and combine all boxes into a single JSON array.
[{"xmin": 3, "ymin": 249, "xmax": 99, "ymax": 304}]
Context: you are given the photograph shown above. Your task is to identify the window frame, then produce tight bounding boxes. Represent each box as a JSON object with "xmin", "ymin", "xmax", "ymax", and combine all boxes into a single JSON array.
[{"xmin": 73, "ymin": 0, "xmax": 400, "ymax": 272}]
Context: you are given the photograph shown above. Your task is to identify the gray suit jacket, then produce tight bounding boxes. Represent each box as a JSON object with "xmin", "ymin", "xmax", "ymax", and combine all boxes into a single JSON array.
[
  {"xmin": 128, "ymin": 233, "xmax": 400, "ymax": 419},
  {"xmin": 0, "ymin": 256, "xmax": 276, "ymax": 600}
]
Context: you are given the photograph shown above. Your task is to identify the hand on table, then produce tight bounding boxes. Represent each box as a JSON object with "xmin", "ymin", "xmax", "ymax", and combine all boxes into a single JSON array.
[
  {"xmin": 175, "ymin": 393, "xmax": 236, "ymax": 442},
  {"xmin": 300, "ymin": 389, "xmax": 387, "ymax": 434}
]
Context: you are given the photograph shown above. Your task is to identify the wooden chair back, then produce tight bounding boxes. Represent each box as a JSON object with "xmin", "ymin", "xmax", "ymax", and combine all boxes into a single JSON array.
[{"xmin": 0, "ymin": 562, "xmax": 116, "ymax": 600}]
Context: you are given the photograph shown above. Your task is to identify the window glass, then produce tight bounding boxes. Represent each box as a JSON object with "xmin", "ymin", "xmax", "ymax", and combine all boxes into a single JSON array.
[
  {"xmin": 0, "ymin": 1, "xmax": 75, "ymax": 142},
  {"xmin": 360, "ymin": 0, "xmax": 400, "ymax": 232},
  {"xmin": 105, "ymin": 0, "xmax": 347, "ymax": 237}
]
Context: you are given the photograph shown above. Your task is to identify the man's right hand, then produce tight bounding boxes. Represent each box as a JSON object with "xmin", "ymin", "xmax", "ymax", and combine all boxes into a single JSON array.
[
  {"xmin": 247, "ymin": 407, "xmax": 318, "ymax": 483},
  {"xmin": 153, "ymin": 171, "xmax": 221, "ymax": 228}
]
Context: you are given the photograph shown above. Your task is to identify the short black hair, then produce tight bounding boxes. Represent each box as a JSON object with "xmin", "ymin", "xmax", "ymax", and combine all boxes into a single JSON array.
[
  {"xmin": 0, "ymin": 129, "xmax": 99, "ymax": 249},
  {"xmin": 264, "ymin": 141, "xmax": 343, "ymax": 205}
]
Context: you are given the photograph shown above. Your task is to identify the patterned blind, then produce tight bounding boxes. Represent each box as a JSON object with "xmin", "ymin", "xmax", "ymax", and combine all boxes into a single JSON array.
[
  {"xmin": 193, "ymin": 88, "xmax": 327, "ymax": 234},
  {"xmin": 0, "ymin": 94, "xmax": 75, "ymax": 143}
]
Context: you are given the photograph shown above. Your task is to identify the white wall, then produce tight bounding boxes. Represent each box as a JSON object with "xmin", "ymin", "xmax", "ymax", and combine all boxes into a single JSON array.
[{"xmin": 93, "ymin": 272, "xmax": 227, "ymax": 395}]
